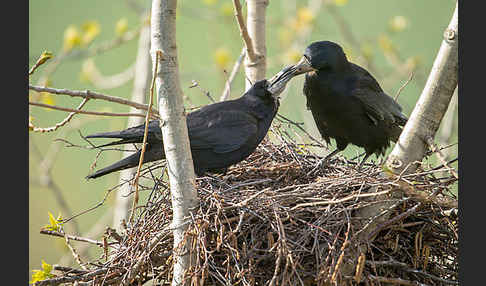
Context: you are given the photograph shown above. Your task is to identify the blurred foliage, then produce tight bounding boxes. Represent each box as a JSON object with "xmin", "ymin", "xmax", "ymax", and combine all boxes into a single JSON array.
[{"xmin": 29, "ymin": 0, "xmax": 457, "ymax": 278}]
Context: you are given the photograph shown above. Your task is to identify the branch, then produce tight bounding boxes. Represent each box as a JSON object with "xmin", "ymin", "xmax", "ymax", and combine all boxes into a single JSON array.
[
  {"xmin": 232, "ymin": 0, "xmax": 257, "ymax": 62},
  {"xmin": 220, "ymin": 47, "xmax": 245, "ymax": 101},
  {"xmin": 29, "ymin": 85, "xmax": 159, "ymax": 116},
  {"xmin": 40, "ymin": 229, "xmax": 103, "ymax": 247},
  {"xmin": 129, "ymin": 50, "xmax": 161, "ymax": 223},
  {"xmin": 29, "ymin": 101, "xmax": 151, "ymax": 119},
  {"xmin": 29, "ymin": 97, "xmax": 88, "ymax": 133}
]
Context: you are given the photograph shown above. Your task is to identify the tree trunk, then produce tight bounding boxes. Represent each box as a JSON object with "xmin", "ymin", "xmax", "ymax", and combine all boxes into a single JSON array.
[
  {"xmin": 244, "ymin": 0, "xmax": 268, "ymax": 90},
  {"xmin": 384, "ymin": 1, "xmax": 458, "ymax": 175},
  {"xmin": 150, "ymin": 1, "xmax": 199, "ymax": 285},
  {"xmin": 112, "ymin": 17, "xmax": 152, "ymax": 232}
]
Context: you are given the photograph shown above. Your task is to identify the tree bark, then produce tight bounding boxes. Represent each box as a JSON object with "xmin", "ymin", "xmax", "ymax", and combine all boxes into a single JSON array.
[
  {"xmin": 244, "ymin": 0, "xmax": 268, "ymax": 90},
  {"xmin": 112, "ymin": 18, "xmax": 152, "ymax": 232},
  {"xmin": 150, "ymin": 1, "xmax": 198, "ymax": 285},
  {"xmin": 385, "ymin": 1, "xmax": 458, "ymax": 175}
]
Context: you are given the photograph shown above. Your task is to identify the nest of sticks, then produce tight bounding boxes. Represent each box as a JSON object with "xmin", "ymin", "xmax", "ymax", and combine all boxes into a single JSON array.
[{"xmin": 43, "ymin": 118, "xmax": 458, "ymax": 286}]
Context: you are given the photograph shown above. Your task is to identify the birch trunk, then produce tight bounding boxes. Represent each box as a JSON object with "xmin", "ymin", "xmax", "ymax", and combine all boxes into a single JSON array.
[
  {"xmin": 112, "ymin": 19, "xmax": 152, "ymax": 232},
  {"xmin": 151, "ymin": 1, "xmax": 199, "ymax": 285},
  {"xmin": 244, "ymin": 0, "xmax": 268, "ymax": 90},
  {"xmin": 385, "ymin": 1, "xmax": 458, "ymax": 175}
]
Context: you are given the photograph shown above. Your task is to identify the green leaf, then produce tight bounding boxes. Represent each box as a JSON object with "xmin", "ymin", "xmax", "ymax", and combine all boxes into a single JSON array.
[
  {"xmin": 30, "ymin": 260, "xmax": 55, "ymax": 284},
  {"xmin": 44, "ymin": 212, "xmax": 63, "ymax": 231}
]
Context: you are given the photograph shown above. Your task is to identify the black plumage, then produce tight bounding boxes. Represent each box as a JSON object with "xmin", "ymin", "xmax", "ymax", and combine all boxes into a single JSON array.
[
  {"xmin": 289, "ymin": 41, "xmax": 408, "ymax": 166},
  {"xmin": 85, "ymin": 78, "xmax": 290, "ymax": 179}
]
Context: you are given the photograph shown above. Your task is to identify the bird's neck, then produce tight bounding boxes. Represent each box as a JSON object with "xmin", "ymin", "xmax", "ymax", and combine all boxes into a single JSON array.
[{"xmin": 241, "ymin": 95, "xmax": 278, "ymax": 120}]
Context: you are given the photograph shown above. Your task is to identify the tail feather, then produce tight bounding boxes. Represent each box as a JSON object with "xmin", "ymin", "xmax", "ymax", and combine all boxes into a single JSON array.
[
  {"xmin": 86, "ymin": 151, "xmax": 141, "ymax": 179},
  {"xmin": 86, "ymin": 142, "xmax": 166, "ymax": 179}
]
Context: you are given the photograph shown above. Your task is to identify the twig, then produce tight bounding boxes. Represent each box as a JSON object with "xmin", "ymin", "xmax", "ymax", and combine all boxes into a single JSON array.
[
  {"xmin": 425, "ymin": 136, "xmax": 458, "ymax": 179},
  {"xmin": 29, "ymin": 101, "xmax": 151, "ymax": 118},
  {"xmin": 29, "ymin": 98, "xmax": 90, "ymax": 133},
  {"xmin": 232, "ymin": 0, "xmax": 257, "ymax": 62},
  {"xmin": 29, "ymin": 85, "xmax": 159, "ymax": 116},
  {"xmin": 220, "ymin": 47, "xmax": 245, "ymax": 101},
  {"xmin": 34, "ymin": 269, "xmax": 108, "ymax": 286},
  {"xmin": 394, "ymin": 71, "xmax": 414, "ymax": 101},
  {"xmin": 368, "ymin": 275, "xmax": 429, "ymax": 286},
  {"xmin": 40, "ymin": 229, "xmax": 103, "ymax": 246},
  {"xmin": 29, "ymin": 51, "xmax": 53, "ymax": 76},
  {"xmin": 129, "ymin": 50, "xmax": 162, "ymax": 224},
  {"xmin": 290, "ymin": 189, "xmax": 390, "ymax": 210}
]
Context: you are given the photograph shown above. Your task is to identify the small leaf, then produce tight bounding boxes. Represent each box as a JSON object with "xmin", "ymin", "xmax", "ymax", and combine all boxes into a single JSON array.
[
  {"xmin": 219, "ymin": 2, "xmax": 233, "ymax": 17},
  {"xmin": 37, "ymin": 51, "xmax": 53, "ymax": 66},
  {"xmin": 297, "ymin": 7, "xmax": 315, "ymax": 25},
  {"xmin": 30, "ymin": 260, "xmax": 55, "ymax": 284},
  {"xmin": 29, "ymin": 115, "xmax": 35, "ymax": 131},
  {"xmin": 115, "ymin": 18, "xmax": 128, "ymax": 36},
  {"xmin": 63, "ymin": 25, "xmax": 81, "ymax": 51},
  {"xmin": 389, "ymin": 16, "xmax": 409, "ymax": 33},
  {"xmin": 334, "ymin": 0, "xmax": 348, "ymax": 6},
  {"xmin": 213, "ymin": 47, "xmax": 231, "ymax": 70},
  {"xmin": 44, "ymin": 212, "xmax": 63, "ymax": 231},
  {"xmin": 81, "ymin": 20, "xmax": 101, "ymax": 46}
]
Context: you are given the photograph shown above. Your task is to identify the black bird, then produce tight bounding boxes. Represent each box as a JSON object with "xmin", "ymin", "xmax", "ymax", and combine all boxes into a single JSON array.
[
  {"xmin": 85, "ymin": 75, "xmax": 293, "ymax": 179},
  {"xmin": 287, "ymin": 41, "xmax": 408, "ymax": 167}
]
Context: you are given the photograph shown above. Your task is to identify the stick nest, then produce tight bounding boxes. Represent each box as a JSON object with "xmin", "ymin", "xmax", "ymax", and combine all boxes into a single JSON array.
[{"xmin": 46, "ymin": 120, "xmax": 458, "ymax": 286}]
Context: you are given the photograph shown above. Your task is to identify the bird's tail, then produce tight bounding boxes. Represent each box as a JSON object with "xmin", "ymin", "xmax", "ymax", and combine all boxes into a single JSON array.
[{"xmin": 86, "ymin": 150, "xmax": 142, "ymax": 179}]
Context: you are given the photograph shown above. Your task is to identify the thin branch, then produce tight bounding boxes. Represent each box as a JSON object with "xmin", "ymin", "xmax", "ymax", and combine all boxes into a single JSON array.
[
  {"xmin": 29, "ymin": 101, "xmax": 151, "ymax": 119},
  {"xmin": 129, "ymin": 50, "xmax": 162, "ymax": 224},
  {"xmin": 29, "ymin": 85, "xmax": 159, "ymax": 116},
  {"xmin": 232, "ymin": 0, "xmax": 257, "ymax": 62},
  {"xmin": 29, "ymin": 98, "xmax": 89, "ymax": 133},
  {"xmin": 29, "ymin": 51, "xmax": 53, "ymax": 76},
  {"xmin": 40, "ymin": 229, "xmax": 103, "ymax": 246},
  {"xmin": 394, "ymin": 71, "xmax": 414, "ymax": 101},
  {"xmin": 425, "ymin": 136, "xmax": 458, "ymax": 179},
  {"xmin": 220, "ymin": 47, "xmax": 245, "ymax": 101}
]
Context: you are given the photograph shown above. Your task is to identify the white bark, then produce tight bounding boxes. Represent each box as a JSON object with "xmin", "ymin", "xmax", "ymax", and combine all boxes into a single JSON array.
[
  {"xmin": 150, "ymin": 1, "xmax": 198, "ymax": 285},
  {"xmin": 385, "ymin": 1, "xmax": 458, "ymax": 175},
  {"xmin": 112, "ymin": 19, "xmax": 152, "ymax": 232},
  {"xmin": 244, "ymin": 0, "xmax": 268, "ymax": 90}
]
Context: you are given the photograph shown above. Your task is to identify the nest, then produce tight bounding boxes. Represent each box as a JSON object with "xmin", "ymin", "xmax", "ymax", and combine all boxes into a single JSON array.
[{"xmin": 43, "ymin": 119, "xmax": 458, "ymax": 286}]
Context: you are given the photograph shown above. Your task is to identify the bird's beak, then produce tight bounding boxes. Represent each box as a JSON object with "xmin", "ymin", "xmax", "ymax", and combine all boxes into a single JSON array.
[
  {"xmin": 290, "ymin": 56, "xmax": 317, "ymax": 76},
  {"xmin": 267, "ymin": 56, "xmax": 316, "ymax": 96}
]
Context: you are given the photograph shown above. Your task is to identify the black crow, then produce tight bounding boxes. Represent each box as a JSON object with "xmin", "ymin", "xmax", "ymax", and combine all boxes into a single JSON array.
[
  {"xmin": 85, "ymin": 73, "xmax": 293, "ymax": 179},
  {"xmin": 287, "ymin": 41, "xmax": 408, "ymax": 167}
]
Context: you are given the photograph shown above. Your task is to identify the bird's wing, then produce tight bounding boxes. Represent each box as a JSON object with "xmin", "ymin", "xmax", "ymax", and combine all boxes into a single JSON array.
[
  {"xmin": 187, "ymin": 109, "xmax": 258, "ymax": 154},
  {"xmin": 351, "ymin": 65, "xmax": 407, "ymax": 126}
]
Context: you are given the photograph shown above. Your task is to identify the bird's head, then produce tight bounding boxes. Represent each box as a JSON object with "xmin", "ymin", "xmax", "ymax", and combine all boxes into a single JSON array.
[
  {"xmin": 289, "ymin": 41, "xmax": 349, "ymax": 76},
  {"xmin": 244, "ymin": 79, "xmax": 277, "ymax": 105}
]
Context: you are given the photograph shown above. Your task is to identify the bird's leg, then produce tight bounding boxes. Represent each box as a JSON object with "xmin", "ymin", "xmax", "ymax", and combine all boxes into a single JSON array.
[
  {"xmin": 307, "ymin": 149, "xmax": 340, "ymax": 176},
  {"xmin": 357, "ymin": 153, "xmax": 371, "ymax": 170}
]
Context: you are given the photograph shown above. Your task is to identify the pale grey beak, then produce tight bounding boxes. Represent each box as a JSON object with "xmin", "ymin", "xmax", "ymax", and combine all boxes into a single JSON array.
[{"xmin": 267, "ymin": 56, "xmax": 317, "ymax": 95}]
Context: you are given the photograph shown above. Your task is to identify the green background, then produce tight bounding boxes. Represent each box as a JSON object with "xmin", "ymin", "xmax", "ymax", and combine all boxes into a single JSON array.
[{"xmin": 29, "ymin": 0, "xmax": 457, "ymax": 277}]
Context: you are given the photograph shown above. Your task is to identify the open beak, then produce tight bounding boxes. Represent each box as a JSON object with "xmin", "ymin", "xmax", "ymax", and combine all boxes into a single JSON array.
[{"xmin": 267, "ymin": 56, "xmax": 316, "ymax": 95}]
